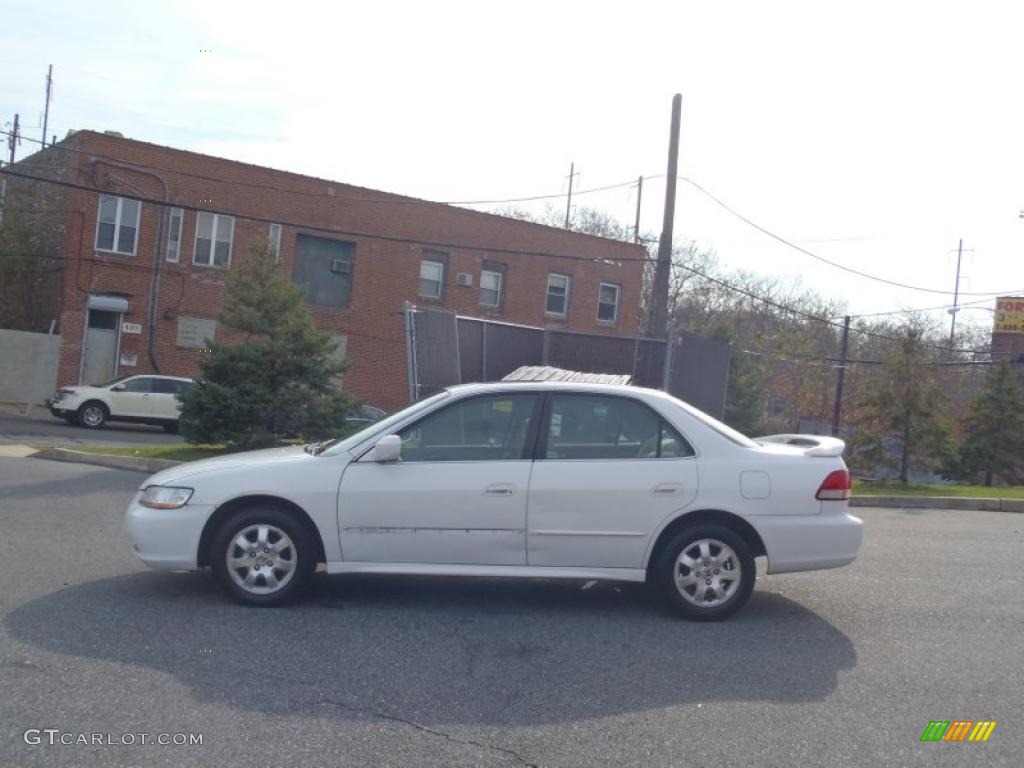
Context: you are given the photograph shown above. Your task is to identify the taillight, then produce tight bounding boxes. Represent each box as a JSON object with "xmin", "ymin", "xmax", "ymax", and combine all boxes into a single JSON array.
[{"xmin": 816, "ymin": 469, "xmax": 851, "ymax": 500}]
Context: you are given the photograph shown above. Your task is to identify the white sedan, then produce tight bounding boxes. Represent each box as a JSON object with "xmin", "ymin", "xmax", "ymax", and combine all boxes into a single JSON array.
[{"xmin": 124, "ymin": 382, "xmax": 862, "ymax": 620}]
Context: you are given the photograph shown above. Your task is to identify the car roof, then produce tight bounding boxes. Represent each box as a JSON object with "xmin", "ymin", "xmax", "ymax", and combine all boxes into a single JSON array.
[
  {"xmin": 126, "ymin": 374, "xmax": 195, "ymax": 382},
  {"xmin": 445, "ymin": 380, "xmax": 673, "ymax": 400}
]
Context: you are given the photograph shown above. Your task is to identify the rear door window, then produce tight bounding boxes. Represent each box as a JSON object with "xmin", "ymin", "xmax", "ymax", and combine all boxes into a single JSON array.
[
  {"xmin": 151, "ymin": 379, "xmax": 179, "ymax": 394},
  {"xmin": 544, "ymin": 394, "xmax": 694, "ymax": 459}
]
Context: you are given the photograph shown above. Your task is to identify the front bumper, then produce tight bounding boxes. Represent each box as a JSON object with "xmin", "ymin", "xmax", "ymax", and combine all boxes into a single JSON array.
[
  {"xmin": 752, "ymin": 507, "xmax": 864, "ymax": 575},
  {"xmin": 124, "ymin": 492, "xmax": 214, "ymax": 571}
]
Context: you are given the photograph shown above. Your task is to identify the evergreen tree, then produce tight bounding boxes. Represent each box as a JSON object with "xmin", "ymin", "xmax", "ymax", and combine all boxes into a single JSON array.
[
  {"xmin": 958, "ymin": 362, "xmax": 1024, "ymax": 486},
  {"xmin": 179, "ymin": 236, "xmax": 356, "ymax": 447},
  {"xmin": 851, "ymin": 326, "xmax": 954, "ymax": 483}
]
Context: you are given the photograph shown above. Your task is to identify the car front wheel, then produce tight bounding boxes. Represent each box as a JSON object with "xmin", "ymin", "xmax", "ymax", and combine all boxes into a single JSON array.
[
  {"xmin": 77, "ymin": 402, "xmax": 108, "ymax": 429},
  {"xmin": 211, "ymin": 506, "xmax": 317, "ymax": 607},
  {"xmin": 657, "ymin": 524, "xmax": 755, "ymax": 621}
]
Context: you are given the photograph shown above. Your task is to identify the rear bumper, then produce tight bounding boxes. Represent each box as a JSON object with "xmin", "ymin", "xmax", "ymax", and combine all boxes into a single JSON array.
[{"xmin": 752, "ymin": 507, "xmax": 863, "ymax": 574}]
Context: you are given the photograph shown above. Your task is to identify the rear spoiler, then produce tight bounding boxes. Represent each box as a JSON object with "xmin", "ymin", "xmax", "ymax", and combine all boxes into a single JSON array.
[{"xmin": 756, "ymin": 434, "xmax": 846, "ymax": 457}]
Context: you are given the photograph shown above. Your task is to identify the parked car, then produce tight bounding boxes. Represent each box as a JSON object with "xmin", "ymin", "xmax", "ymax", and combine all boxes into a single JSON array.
[
  {"xmin": 123, "ymin": 382, "xmax": 862, "ymax": 620},
  {"xmin": 48, "ymin": 375, "xmax": 196, "ymax": 432}
]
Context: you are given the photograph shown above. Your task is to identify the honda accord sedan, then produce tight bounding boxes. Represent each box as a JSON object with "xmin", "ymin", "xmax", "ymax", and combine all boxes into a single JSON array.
[{"xmin": 124, "ymin": 382, "xmax": 862, "ymax": 620}]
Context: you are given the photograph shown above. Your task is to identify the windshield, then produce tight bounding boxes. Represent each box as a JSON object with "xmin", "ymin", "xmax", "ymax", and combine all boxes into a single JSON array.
[
  {"xmin": 321, "ymin": 391, "xmax": 450, "ymax": 456},
  {"xmin": 673, "ymin": 398, "xmax": 759, "ymax": 448}
]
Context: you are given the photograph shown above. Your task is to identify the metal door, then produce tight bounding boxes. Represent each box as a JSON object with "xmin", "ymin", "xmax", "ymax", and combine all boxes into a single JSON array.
[{"xmin": 82, "ymin": 310, "xmax": 120, "ymax": 385}]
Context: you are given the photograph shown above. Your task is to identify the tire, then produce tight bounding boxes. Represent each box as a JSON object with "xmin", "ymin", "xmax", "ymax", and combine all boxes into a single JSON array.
[
  {"xmin": 77, "ymin": 401, "xmax": 108, "ymax": 429},
  {"xmin": 210, "ymin": 504, "xmax": 317, "ymax": 607},
  {"xmin": 162, "ymin": 422, "xmax": 179, "ymax": 434},
  {"xmin": 656, "ymin": 524, "xmax": 755, "ymax": 621}
]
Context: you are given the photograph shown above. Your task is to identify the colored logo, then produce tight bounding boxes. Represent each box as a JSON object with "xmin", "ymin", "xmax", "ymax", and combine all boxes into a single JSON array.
[{"xmin": 920, "ymin": 721, "xmax": 997, "ymax": 742}]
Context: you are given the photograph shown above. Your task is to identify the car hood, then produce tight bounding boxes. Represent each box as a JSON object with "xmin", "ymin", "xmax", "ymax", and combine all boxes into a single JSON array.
[{"xmin": 141, "ymin": 445, "xmax": 324, "ymax": 487}]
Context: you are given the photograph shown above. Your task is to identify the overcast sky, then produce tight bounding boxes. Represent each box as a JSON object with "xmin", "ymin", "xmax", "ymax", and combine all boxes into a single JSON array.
[{"xmin": 2, "ymin": 0, "xmax": 1022, "ymax": 328}]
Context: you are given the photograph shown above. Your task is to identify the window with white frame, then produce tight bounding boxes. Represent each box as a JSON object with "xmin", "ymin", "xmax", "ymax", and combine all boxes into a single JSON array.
[
  {"xmin": 268, "ymin": 223, "xmax": 283, "ymax": 262},
  {"xmin": 545, "ymin": 273, "xmax": 571, "ymax": 316},
  {"xmin": 95, "ymin": 195, "xmax": 141, "ymax": 255},
  {"xmin": 165, "ymin": 207, "xmax": 183, "ymax": 262},
  {"xmin": 480, "ymin": 268, "xmax": 503, "ymax": 308},
  {"xmin": 419, "ymin": 256, "xmax": 446, "ymax": 299},
  {"xmin": 597, "ymin": 282, "xmax": 621, "ymax": 323},
  {"xmin": 194, "ymin": 212, "xmax": 235, "ymax": 267}
]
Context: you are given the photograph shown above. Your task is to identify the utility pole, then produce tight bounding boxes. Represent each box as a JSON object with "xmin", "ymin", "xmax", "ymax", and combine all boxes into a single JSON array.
[
  {"xmin": 42, "ymin": 65, "xmax": 53, "ymax": 148},
  {"xmin": 633, "ymin": 175, "xmax": 643, "ymax": 244},
  {"xmin": 948, "ymin": 238, "xmax": 963, "ymax": 350},
  {"xmin": 647, "ymin": 93, "xmax": 682, "ymax": 339},
  {"xmin": 564, "ymin": 162, "xmax": 576, "ymax": 229},
  {"xmin": 0, "ymin": 113, "xmax": 20, "ymax": 226},
  {"xmin": 831, "ymin": 315, "xmax": 851, "ymax": 437}
]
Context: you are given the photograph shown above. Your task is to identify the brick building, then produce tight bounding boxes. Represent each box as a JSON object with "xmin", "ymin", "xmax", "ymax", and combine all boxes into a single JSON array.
[{"xmin": 7, "ymin": 131, "xmax": 646, "ymax": 411}]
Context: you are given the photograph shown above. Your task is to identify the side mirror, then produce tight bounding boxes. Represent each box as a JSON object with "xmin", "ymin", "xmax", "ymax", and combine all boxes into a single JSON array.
[
  {"xmin": 371, "ymin": 435, "xmax": 402, "ymax": 463},
  {"xmin": 111, "ymin": 384, "xmax": 126, "ymax": 392}
]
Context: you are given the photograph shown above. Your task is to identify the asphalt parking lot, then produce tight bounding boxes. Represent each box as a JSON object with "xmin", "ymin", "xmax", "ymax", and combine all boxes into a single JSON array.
[
  {"xmin": 0, "ymin": 412, "xmax": 184, "ymax": 446},
  {"xmin": 0, "ymin": 456, "xmax": 1021, "ymax": 767}
]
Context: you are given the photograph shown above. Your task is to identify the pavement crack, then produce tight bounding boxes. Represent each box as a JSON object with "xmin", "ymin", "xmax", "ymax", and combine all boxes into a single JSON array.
[{"xmin": 320, "ymin": 696, "xmax": 538, "ymax": 767}]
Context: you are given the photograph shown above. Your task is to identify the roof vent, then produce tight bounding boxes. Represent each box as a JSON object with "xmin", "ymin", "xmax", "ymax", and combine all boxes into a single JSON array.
[{"xmin": 104, "ymin": 130, "xmax": 124, "ymax": 138}]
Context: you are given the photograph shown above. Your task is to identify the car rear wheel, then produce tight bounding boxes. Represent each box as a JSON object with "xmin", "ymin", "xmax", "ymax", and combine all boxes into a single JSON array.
[
  {"xmin": 211, "ymin": 505, "xmax": 317, "ymax": 607},
  {"xmin": 77, "ymin": 402, "xmax": 108, "ymax": 429},
  {"xmin": 657, "ymin": 524, "xmax": 755, "ymax": 621}
]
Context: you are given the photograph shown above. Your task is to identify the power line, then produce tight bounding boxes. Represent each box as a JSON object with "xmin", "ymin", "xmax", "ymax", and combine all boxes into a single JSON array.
[
  {"xmin": 9, "ymin": 127, "xmax": 1017, "ymax": 300},
  {"xmin": 0, "ymin": 129, "xmax": 649, "ymax": 207},
  {"xmin": 841, "ymin": 294, "xmax": 998, "ymax": 319},
  {"xmin": 0, "ymin": 164, "xmax": 993, "ymax": 355},
  {"xmin": 677, "ymin": 176, "xmax": 1017, "ymax": 297},
  {"xmin": 669, "ymin": 258, "xmax": 988, "ymax": 354},
  {"xmin": 0, "ymin": 166, "xmax": 648, "ymax": 265}
]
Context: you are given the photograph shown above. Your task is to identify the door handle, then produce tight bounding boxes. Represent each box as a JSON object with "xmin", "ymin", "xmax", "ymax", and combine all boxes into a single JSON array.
[
  {"xmin": 485, "ymin": 483, "xmax": 514, "ymax": 497},
  {"xmin": 653, "ymin": 483, "xmax": 681, "ymax": 495}
]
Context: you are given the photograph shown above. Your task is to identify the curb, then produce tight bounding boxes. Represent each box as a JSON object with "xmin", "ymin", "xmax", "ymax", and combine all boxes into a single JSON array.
[
  {"xmin": 851, "ymin": 495, "xmax": 1024, "ymax": 513},
  {"xmin": 32, "ymin": 447, "xmax": 180, "ymax": 474}
]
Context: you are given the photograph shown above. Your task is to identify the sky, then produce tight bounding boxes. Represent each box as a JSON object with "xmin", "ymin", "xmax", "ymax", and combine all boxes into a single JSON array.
[{"xmin": 2, "ymin": 0, "xmax": 1023, "ymax": 330}]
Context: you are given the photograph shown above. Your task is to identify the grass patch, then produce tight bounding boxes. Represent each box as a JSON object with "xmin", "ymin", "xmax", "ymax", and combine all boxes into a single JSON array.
[
  {"xmin": 854, "ymin": 480, "xmax": 1024, "ymax": 499},
  {"xmin": 51, "ymin": 443, "xmax": 234, "ymax": 462}
]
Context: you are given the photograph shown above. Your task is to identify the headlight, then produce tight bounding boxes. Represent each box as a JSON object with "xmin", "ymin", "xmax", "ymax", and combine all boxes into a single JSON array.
[{"xmin": 140, "ymin": 486, "xmax": 193, "ymax": 509}]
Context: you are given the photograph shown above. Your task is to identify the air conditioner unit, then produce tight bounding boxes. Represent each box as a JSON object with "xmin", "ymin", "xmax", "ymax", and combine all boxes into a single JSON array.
[
  {"xmin": 331, "ymin": 258, "xmax": 352, "ymax": 274},
  {"xmin": 456, "ymin": 272, "xmax": 473, "ymax": 287}
]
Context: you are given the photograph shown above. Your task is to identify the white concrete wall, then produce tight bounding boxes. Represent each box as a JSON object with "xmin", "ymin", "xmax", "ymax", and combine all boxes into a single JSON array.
[{"xmin": 0, "ymin": 329, "xmax": 61, "ymax": 404}]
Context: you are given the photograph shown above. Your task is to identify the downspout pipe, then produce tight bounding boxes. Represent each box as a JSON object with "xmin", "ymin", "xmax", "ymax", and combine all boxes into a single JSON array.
[{"xmin": 94, "ymin": 160, "xmax": 169, "ymax": 374}]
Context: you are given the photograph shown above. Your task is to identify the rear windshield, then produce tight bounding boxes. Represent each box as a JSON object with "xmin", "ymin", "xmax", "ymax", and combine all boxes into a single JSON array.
[{"xmin": 674, "ymin": 399, "xmax": 759, "ymax": 448}]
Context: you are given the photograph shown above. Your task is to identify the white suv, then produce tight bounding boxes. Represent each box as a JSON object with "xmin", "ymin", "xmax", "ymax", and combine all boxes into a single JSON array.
[{"xmin": 48, "ymin": 375, "xmax": 196, "ymax": 432}]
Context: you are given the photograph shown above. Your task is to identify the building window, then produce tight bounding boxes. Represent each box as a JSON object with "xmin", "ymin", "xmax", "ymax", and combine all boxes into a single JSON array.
[
  {"xmin": 268, "ymin": 223, "xmax": 283, "ymax": 262},
  {"xmin": 597, "ymin": 282, "xmax": 621, "ymax": 323},
  {"xmin": 545, "ymin": 273, "xmax": 571, "ymax": 317},
  {"xmin": 194, "ymin": 212, "xmax": 235, "ymax": 267},
  {"xmin": 480, "ymin": 267, "xmax": 503, "ymax": 308},
  {"xmin": 165, "ymin": 207, "xmax": 183, "ymax": 262},
  {"xmin": 292, "ymin": 234, "xmax": 355, "ymax": 308},
  {"xmin": 95, "ymin": 195, "xmax": 141, "ymax": 255},
  {"xmin": 419, "ymin": 255, "xmax": 446, "ymax": 299}
]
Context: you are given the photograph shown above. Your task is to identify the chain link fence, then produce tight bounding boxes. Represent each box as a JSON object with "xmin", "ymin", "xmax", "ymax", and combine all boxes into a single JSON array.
[{"xmin": 404, "ymin": 303, "xmax": 730, "ymax": 417}]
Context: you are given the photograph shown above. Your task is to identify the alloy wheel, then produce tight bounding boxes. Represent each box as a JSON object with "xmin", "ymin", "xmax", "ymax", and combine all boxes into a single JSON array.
[
  {"xmin": 81, "ymin": 406, "xmax": 104, "ymax": 427},
  {"xmin": 226, "ymin": 524, "xmax": 297, "ymax": 595},
  {"xmin": 673, "ymin": 538, "xmax": 742, "ymax": 608}
]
